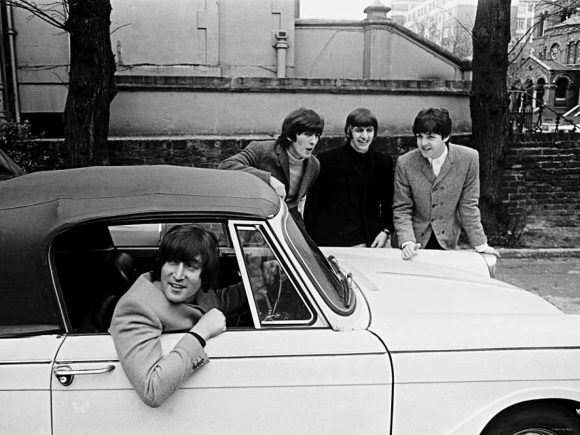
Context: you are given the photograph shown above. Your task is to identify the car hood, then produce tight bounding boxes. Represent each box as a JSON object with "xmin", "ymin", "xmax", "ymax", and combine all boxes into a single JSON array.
[{"xmin": 323, "ymin": 248, "xmax": 580, "ymax": 351}]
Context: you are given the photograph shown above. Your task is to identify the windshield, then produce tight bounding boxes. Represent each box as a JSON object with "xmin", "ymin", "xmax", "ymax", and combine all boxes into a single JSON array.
[{"xmin": 284, "ymin": 216, "xmax": 355, "ymax": 315}]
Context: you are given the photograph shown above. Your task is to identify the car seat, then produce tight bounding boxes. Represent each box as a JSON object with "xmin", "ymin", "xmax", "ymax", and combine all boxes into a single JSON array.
[{"xmin": 90, "ymin": 251, "xmax": 137, "ymax": 332}]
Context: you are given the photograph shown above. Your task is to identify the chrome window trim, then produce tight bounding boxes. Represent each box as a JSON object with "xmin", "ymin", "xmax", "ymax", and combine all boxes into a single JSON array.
[
  {"xmin": 229, "ymin": 220, "xmax": 320, "ymax": 328},
  {"xmin": 48, "ymin": 245, "xmax": 70, "ymax": 333},
  {"xmin": 228, "ymin": 220, "xmax": 263, "ymax": 329},
  {"xmin": 0, "ymin": 359, "xmax": 53, "ymax": 365}
]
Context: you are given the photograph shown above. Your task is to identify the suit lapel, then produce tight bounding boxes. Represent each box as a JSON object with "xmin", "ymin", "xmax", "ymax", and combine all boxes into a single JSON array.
[
  {"xmin": 420, "ymin": 155, "xmax": 436, "ymax": 184},
  {"xmin": 297, "ymin": 157, "xmax": 314, "ymax": 199},
  {"xmin": 433, "ymin": 144, "xmax": 454, "ymax": 187},
  {"xmin": 277, "ymin": 145, "xmax": 290, "ymax": 185}
]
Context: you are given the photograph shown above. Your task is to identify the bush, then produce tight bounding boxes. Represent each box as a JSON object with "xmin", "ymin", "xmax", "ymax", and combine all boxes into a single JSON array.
[{"xmin": 0, "ymin": 119, "xmax": 64, "ymax": 173}]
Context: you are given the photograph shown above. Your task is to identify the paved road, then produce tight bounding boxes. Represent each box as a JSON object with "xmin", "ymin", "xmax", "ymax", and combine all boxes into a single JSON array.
[{"xmin": 495, "ymin": 256, "xmax": 580, "ymax": 314}]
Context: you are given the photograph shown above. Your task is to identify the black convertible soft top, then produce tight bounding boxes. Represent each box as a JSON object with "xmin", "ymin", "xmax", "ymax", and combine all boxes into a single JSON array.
[{"xmin": 0, "ymin": 165, "xmax": 280, "ymax": 329}]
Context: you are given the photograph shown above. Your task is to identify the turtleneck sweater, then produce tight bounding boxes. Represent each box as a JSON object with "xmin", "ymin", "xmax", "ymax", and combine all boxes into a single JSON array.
[{"xmin": 286, "ymin": 151, "xmax": 306, "ymax": 210}]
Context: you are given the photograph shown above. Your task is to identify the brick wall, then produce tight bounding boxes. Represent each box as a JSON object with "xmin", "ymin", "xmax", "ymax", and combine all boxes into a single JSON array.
[{"xmin": 502, "ymin": 136, "xmax": 580, "ymax": 247}]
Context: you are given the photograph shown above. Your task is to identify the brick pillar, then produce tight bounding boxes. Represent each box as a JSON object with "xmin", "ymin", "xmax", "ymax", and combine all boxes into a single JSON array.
[{"xmin": 363, "ymin": 1, "xmax": 391, "ymax": 79}]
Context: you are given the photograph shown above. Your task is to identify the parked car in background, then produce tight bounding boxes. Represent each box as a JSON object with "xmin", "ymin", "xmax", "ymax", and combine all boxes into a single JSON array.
[
  {"xmin": 0, "ymin": 147, "xmax": 24, "ymax": 180},
  {"xmin": 2, "ymin": 165, "xmax": 580, "ymax": 435}
]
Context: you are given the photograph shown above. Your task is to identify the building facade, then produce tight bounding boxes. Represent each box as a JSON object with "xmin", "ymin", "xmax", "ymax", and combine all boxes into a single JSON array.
[
  {"xmin": 512, "ymin": 0, "xmax": 580, "ymax": 128},
  {"xmin": 402, "ymin": 0, "xmax": 537, "ymax": 60},
  {"xmin": 1, "ymin": 0, "xmax": 472, "ymax": 138}
]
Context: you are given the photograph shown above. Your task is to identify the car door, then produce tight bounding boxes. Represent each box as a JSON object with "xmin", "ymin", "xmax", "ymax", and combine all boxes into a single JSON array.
[
  {"xmin": 50, "ymin": 221, "xmax": 392, "ymax": 434},
  {"xmin": 51, "ymin": 330, "xmax": 390, "ymax": 434},
  {"xmin": 0, "ymin": 295, "xmax": 64, "ymax": 435},
  {"xmin": 0, "ymin": 335, "xmax": 64, "ymax": 435}
]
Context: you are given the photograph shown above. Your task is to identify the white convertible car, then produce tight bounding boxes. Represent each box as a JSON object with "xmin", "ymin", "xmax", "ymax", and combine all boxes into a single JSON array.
[{"xmin": 1, "ymin": 166, "xmax": 580, "ymax": 435}]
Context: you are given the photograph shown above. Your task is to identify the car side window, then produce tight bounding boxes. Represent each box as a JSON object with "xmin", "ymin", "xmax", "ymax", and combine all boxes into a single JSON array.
[
  {"xmin": 236, "ymin": 226, "xmax": 313, "ymax": 325},
  {"xmin": 53, "ymin": 221, "xmax": 248, "ymax": 334}
]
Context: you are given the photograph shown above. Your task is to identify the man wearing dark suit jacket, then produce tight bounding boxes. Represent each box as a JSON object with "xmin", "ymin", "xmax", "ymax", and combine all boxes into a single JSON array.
[
  {"xmin": 218, "ymin": 108, "xmax": 323, "ymax": 220},
  {"xmin": 304, "ymin": 108, "xmax": 394, "ymax": 247},
  {"xmin": 393, "ymin": 108, "xmax": 499, "ymax": 260}
]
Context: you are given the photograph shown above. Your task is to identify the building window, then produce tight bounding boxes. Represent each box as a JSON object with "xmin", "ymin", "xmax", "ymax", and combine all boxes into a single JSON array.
[
  {"xmin": 567, "ymin": 42, "xmax": 575, "ymax": 64},
  {"xmin": 537, "ymin": 12, "xmax": 545, "ymax": 37},
  {"xmin": 555, "ymin": 77, "xmax": 568, "ymax": 106},
  {"xmin": 550, "ymin": 43, "xmax": 561, "ymax": 61},
  {"xmin": 536, "ymin": 78, "xmax": 546, "ymax": 105}
]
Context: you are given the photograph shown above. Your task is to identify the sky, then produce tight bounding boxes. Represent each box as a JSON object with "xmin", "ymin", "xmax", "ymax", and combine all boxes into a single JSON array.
[{"xmin": 299, "ymin": 0, "xmax": 389, "ymax": 20}]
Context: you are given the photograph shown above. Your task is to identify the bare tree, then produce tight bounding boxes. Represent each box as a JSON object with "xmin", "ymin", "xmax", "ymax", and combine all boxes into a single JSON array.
[
  {"xmin": 470, "ymin": 0, "xmax": 511, "ymax": 243},
  {"xmin": 6, "ymin": 0, "xmax": 117, "ymax": 167},
  {"xmin": 442, "ymin": 24, "xmax": 472, "ymax": 59},
  {"xmin": 509, "ymin": 0, "xmax": 580, "ymax": 64}
]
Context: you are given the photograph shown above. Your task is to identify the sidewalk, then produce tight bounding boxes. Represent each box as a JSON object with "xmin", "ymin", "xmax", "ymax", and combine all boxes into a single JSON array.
[
  {"xmin": 495, "ymin": 254, "xmax": 580, "ymax": 314},
  {"xmin": 498, "ymin": 247, "xmax": 580, "ymax": 259}
]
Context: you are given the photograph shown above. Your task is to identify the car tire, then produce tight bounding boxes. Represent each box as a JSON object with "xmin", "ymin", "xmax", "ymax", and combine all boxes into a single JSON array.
[{"xmin": 481, "ymin": 403, "xmax": 580, "ymax": 435}]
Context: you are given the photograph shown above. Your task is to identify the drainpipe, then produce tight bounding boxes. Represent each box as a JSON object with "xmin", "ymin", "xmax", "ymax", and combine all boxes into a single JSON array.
[
  {"xmin": 273, "ymin": 30, "xmax": 289, "ymax": 78},
  {"xmin": 6, "ymin": 3, "xmax": 20, "ymax": 123}
]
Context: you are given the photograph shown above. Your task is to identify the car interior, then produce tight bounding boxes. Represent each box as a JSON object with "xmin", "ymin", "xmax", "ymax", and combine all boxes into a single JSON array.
[{"xmin": 52, "ymin": 220, "xmax": 313, "ymax": 334}]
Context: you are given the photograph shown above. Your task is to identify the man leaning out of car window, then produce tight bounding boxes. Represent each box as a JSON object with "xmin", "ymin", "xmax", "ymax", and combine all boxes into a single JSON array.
[{"xmin": 109, "ymin": 224, "xmax": 246, "ymax": 407}]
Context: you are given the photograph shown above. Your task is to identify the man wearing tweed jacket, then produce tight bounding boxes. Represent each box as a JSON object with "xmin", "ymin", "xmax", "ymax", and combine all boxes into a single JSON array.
[{"xmin": 393, "ymin": 108, "xmax": 499, "ymax": 260}]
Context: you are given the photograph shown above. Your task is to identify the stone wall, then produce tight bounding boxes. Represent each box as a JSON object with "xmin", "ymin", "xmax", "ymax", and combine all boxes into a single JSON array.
[{"xmin": 110, "ymin": 76, "xmax": 472, "ymax": 136}]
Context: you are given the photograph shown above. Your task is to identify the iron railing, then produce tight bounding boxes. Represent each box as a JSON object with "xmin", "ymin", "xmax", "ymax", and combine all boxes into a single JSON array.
[{"xmin": 508, "ymin": 89, "xmax": 580, "ymax": 135}]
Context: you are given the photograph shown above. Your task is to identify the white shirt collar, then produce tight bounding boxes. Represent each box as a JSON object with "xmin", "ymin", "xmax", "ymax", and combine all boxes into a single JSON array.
[{"xmin": 428, "ymin": 145, "xmax": 448, "ymax": 166}]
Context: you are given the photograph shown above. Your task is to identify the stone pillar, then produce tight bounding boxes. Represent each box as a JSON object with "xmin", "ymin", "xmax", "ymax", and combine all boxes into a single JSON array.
[
  {"xmin": 543, "ymin": 84, "xmax": 555, "ymax": 109},
  {"xmin": 566, "ymin": 81, "xmax": 578, "ymax": 108},
  {"xmin": 363, "ymin": 1, "xmax": 391, "ymax": 79}
]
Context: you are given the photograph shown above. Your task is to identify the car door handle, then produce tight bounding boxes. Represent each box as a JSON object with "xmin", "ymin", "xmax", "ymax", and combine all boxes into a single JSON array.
[
  {"xmin": 54, "ymin": 364, "xmax": 115, "ymax": 386},
  {"xmin": 55, "ymin": 364, "xmax": 115, "ymax": 376}
]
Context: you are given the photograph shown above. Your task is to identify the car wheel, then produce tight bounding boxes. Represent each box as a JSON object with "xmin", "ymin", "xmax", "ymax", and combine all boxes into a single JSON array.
[{"xmin": 481, "ymin": 403, "xmax": 580, "ymax": 435}]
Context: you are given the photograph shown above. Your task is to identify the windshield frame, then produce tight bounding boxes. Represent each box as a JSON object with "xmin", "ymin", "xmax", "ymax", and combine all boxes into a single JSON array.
[{"xmin": 283, "ymin": 215, "xmax": 356, "ymax": 316}]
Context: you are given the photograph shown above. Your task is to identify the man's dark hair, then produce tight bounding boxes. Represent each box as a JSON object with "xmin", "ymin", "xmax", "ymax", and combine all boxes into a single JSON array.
[
  {"xmin": 344, "ymin": 107, "xmax": 379, "ymax": 140},
  {"xmin": 412, "ymin": 108, "xmax": 452, "ymax": 139},
  {"xmin": 151, "ymin": 224, "xmax": 219, "ymax": 292},
  {"xmin": 277, "ymin": 107, "xmax": 324, "ymax": 148}
]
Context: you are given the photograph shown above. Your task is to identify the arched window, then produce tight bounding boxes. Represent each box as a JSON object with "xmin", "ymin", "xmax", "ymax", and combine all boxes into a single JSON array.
[
  {"xmin": 523, "ymin": 79, "xmax": 534, "ymax": 108},
  {"xmin": 536, "ymin": 12, "xmax": 546, "ymax": 37},
  {"xmin": 536, "ymin": 78, "xmax": 546, "ymax": 105},
  {"xmin": 568, "ymin": 41, "xmax": 575, "ymax": 64},
  {"xmin": 555, "ymin": 77, "xmax": 568, "ymax": 106}
]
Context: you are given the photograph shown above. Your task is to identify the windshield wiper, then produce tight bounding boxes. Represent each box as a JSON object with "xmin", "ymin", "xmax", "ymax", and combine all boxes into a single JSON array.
[{"xmin": 327, "ymin": 255, "xmax": 353, "ymax": 309}]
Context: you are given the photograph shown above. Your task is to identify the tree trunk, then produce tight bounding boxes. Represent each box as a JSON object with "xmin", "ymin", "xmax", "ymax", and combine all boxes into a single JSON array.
[
  {"xmin": 63, "ymin": 0, "xmax": 116, "ymax": 167},
  {"xmin": 470, "ymin": 0, "xmax": 511, "ymax": 243}
]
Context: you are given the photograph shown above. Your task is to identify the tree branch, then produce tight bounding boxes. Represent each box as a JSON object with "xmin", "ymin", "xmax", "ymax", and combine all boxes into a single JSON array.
[{"xmin": 5, "ymin": 0, "xmax": 67, "ymax": 30}]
